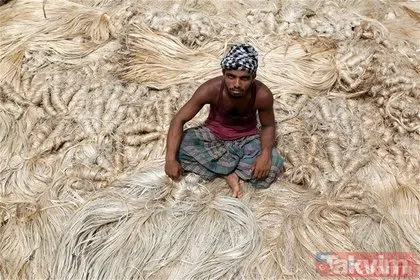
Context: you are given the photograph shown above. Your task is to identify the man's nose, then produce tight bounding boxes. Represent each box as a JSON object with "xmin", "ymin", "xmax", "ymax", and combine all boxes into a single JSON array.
[{"xmin": 234, "ymin": 78, "xmax": 240, "ymax": 87}]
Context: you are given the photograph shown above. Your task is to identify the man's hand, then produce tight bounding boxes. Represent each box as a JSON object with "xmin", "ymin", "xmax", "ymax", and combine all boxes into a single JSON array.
[
  {"xmin": 165, "ymin": 159, "xmax": 183, "ymax": 180},
  {"xmin": 251, "ymin": 152, "xmax": 271, "ymax": 179}
]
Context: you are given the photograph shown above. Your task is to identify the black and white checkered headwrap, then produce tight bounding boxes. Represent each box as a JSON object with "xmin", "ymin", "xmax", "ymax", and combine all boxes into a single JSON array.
[{"xmin": 220, "ymin": 43, "xmax": 258, "ymax": 74}]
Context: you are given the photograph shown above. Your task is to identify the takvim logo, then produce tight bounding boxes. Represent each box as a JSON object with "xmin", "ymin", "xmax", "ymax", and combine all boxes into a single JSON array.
[{"xmin": 315, "ymin": 252, "xmax": 417, "ymax": 277}]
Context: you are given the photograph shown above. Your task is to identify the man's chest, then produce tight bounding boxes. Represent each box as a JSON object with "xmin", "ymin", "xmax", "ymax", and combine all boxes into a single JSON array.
[{"xmin": 221, "ymin": 94, "xmax": 254, "ymax": 115}]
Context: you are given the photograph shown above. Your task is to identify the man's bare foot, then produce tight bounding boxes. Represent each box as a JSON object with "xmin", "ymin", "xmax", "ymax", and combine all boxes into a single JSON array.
[{"xmin": 223, "ymin": 173, "xmax": 243, "ymax": 198}]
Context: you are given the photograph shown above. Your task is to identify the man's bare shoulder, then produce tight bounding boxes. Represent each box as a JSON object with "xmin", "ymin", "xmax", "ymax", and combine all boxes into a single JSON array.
[
  {"xmin": 254, "ymin": 80, "xmax": 274, "ymax": 109},
  {"xmin": 193, "ymin": 76, "xmax": 222, "ymax": 104},
  {"xmin": 200, "ymin": 76, "xmax": 223, "ymax": 93}
]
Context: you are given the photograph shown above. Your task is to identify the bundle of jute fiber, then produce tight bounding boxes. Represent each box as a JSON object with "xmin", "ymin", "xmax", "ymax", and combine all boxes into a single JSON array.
[
  {"xmin": 121, "ymin": 27, "xmax": 338, "ymax": 98},
  {"xmin": 251, "ymin": 185, "xmax": 415, "ymax": 279},
  {"xmin": 328, "ymin": 3, "xmax": 420, "ymax": 135},
  {"xmin": 49, "ymin": 160, "xmax": 418, "ymax": 279},
  {"xmin": 380, "ymin": 1, "xmax": 420, "ymax": 46},
  {"xmin": 1, "ymin": 0, "xmax": 420, "ymax": 279},
  {"xmin": 255, "ymin": 36, "xmax": 337, "ymax": 97},
  {"xmin": 365, "ymin": 155, "xmax": 420, "ymax": 254},
  {"xmin": 1, "ymin": 72, "xmax": 125, "ymax": 198},
  {"xmin": 335, "ymin": 37, "xmax": 419, "ymax": 134},
  {"xmin": 128, "ymin": 0, "xmax": 279, "ymax": 42},
  {"xmin": 52, "ymin": 163, "xmax": 258, "ymax": 279},
  {"xmin": 278, "ymin": 0, "xmax": 414, "ymax": 40},
  {"xmin": 120, "ymin": 25, "xmax": 223, "ymax": 90},
  {"xmin": 0, "ymin": 0, "xmax": 114, "ymax": 89},
  {"xmin": 357, "ymin": 100, "xmax": 419, "ymax": 183},
  {"xmin": 141, "ymin": 2, "xmax": 219, "ymax": 47},
  {"xmin": 0, "ymin": 177, "xmax": 81, "ymax": 279},
  {"xmin": 276, "ymin": 96, "xmax": 376, "ymax": 196},
  {"xmin": 273, "ymin": 92, "xmax": 420, "ymax": 269}
]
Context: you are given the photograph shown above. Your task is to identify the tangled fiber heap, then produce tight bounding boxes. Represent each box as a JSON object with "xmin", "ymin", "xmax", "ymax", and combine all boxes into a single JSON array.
[{"xmin": 0, "ymin": 0, "xmax": 419, "ymax": 279}]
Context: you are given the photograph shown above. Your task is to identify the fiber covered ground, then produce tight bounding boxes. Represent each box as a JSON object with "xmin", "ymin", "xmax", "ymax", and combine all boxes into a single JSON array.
[{"xmin": 0, "ymin": 0, "xmax": 419, "ymax": 279}]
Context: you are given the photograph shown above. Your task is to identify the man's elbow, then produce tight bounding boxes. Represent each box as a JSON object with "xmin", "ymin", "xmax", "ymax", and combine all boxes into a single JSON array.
[
  {"xmin": 261, "ymin": 124, "xmax": 276, "ymax": 130},
  {"xmin": 170, "ymin": 116, "xmax": 186, "ymax": 128}
]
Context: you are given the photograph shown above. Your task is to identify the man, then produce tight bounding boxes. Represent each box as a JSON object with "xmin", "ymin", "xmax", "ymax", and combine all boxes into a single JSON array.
[{"xmin": 165, "ymin": 43, "xmax": 283, "ymax": 198}]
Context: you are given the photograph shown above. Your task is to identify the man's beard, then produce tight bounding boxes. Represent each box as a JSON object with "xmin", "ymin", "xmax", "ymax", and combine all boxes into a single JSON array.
[{"xmin": 228, "ymin": 88, "xmax": 244, "ymax": 98}]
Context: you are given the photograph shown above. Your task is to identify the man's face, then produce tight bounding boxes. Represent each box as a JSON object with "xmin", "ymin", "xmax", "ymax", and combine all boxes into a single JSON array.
[{"xmin": 223, "ymin": 69, "xmax": 255, "ymax": 98}]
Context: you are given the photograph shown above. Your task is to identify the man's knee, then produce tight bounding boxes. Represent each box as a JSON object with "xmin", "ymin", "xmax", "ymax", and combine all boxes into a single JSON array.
[{"xmin": 271, "ymin": 149, "xmax": 284, "ymax": 169}]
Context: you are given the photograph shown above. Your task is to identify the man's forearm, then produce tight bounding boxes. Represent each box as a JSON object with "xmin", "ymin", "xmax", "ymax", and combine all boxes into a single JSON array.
[
  {"xmin": 260, "ymin": 125, "xmax": 275, "ymax": 155},
  {"xmin": 165, "ymin": 119, "xmax": 184, "ymax": 161}
]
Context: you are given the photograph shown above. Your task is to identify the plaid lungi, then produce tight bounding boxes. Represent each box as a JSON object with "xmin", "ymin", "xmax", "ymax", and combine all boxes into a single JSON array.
[{"xmin": 177, "ymin": 126, "xmax": 283, "ymax": 188}]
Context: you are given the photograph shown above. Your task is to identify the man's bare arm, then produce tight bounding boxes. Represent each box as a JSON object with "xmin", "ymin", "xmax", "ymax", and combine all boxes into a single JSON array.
[
  {"xmin": 252, "ymin": 84, "xmax": 276, "ymax": 179},
  {"xmin": 258, "ymin": 108, "xmax": 275, "ymax": 155},
  {"xmin": 165, "ymin": 80, "xmax": 216, "ymax": 179},
  {"xmin": 165, "ymin": 100, "xmax": 202, "ymax": 162}
]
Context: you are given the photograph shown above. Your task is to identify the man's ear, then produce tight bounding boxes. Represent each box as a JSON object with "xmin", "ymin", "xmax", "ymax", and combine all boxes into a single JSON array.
[{"xmin": 222, "ymin": 69, "xmax": 226, "ymax": 75}]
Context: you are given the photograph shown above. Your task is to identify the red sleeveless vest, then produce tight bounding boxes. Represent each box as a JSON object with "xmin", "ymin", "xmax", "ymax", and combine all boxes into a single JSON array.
[{"xmin": 205, "ymin": 82, "xmax": 258, "ymax": 140}]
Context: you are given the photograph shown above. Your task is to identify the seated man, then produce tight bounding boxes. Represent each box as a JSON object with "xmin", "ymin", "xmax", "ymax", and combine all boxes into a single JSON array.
[{"xmin": 165, "ymin": 43, "xmax": 283, "ymax": 198}]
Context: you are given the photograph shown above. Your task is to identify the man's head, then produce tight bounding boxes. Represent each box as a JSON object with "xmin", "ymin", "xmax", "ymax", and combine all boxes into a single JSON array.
[
  {"xmin": 221, "ymin": 43, "xmax": 258, "ymax": 75},
  {"xmin": 221, "ymin": 43, "xmax": 258, "ymax": 98}
]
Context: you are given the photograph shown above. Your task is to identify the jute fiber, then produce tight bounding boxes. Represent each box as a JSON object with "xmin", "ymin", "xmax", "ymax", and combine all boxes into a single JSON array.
[{"xmin": 0, "ymin": 0, "xmax": 419, "ymax": 279}]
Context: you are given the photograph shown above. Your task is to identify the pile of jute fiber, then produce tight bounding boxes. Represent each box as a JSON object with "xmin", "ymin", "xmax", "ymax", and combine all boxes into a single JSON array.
[{"xmin": 0, "ymin": 0, "xmax": 419, "ymax": 279}]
